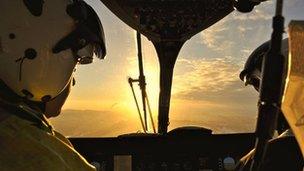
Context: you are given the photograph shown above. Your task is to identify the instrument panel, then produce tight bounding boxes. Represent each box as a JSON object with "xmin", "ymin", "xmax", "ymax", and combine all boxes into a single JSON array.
[{"xmin": 70, "ymin": 132, "xmax": 255, "ymax": 171}]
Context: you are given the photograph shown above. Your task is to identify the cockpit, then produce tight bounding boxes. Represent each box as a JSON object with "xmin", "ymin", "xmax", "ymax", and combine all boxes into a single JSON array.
[{"xmin": 48, "ymin": 0, "xmax": 304, "ymax": 170}]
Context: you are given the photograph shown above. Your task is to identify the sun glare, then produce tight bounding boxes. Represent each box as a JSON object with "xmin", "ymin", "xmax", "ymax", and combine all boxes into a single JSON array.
[{"xmin": 123, "ymin": 34, "xmax": 160, "ymax": 131}]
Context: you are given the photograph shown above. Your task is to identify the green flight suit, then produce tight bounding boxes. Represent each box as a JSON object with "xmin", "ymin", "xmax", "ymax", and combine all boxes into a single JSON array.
[{"xmin": 0, "ymin": 109, "xmax": 96, "ymax": 171}]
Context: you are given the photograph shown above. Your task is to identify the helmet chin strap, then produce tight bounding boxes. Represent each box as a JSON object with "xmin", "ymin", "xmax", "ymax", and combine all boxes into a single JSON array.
[
  {"xmin": 0, "ymin": 80, "xmax": 53, "ymax": 134},
  {"xmin": 0, "ymin": 79, "xmax": 47, "ymax": 114}
]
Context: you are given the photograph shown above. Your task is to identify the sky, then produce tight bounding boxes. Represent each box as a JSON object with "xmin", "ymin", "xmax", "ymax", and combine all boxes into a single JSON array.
[{"xmin": 51, "ymin": 0, "xmax": 304, "ymax": 136}]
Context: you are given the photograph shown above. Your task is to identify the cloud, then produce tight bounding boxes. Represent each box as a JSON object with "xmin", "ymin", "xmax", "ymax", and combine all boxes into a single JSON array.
[
  {"xmin": 170, "ymin": 57, "xmax": 258, "ymax": 132},
  {"xmin": 199, "ymin": 1, "xmax": 274, "ymax": 56},
  {"xmin": 173, "ymin": 57, "xmax": 241, "ymax": 93},
  {"xmin": 173, "ymin": 57, "xmax": 258, "ymax": 109},
  {"xmin": 285, "ymin": 0, "xmax": 304, "ymax": 8},
  {"xmin": 200, "ymin": 22, "xmax": 235, "ymax": 51},
  {"xmin": 231, "ymin": 9, "xmax": 273, "ymax": 21}
]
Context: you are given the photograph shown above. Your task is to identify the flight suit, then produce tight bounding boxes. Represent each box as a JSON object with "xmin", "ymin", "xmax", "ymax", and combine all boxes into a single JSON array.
[
  {"xmin": 0, "ymin": 108, "xmax": 96, "ymax": 171},
  {"xmin": 236, "ymin": 130, "xmax": 303, "ymax": 171}
]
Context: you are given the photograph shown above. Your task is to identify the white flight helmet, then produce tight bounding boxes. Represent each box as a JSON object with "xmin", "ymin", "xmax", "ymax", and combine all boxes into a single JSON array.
[{"xmin": 0, "ymin": 0, "xmax": 106, "ymax": 103}]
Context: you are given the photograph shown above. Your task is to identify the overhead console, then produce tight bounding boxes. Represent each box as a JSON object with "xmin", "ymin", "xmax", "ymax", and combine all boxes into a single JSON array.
[
  {"xmin": 100, "ymin": 0, "xmax": 234, "ymax": 41},
  {"xmin": 70, "ymin": 130, "xmax": 255, "ymax": 171}
]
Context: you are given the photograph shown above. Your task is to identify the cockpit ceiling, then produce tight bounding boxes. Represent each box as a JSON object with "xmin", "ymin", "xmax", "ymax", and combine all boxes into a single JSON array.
[{"xmin": 100, "ymin": 0, "xmax": 234, "ymax": 41}]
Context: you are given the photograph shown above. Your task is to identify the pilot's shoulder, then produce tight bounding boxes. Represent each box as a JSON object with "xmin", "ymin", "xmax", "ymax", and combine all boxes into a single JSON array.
[
  {"xmin": 0, "ymin": 115, "xmax": 96, "ymax": 171},
  {"xmin": 53, "ymin": 130, "xmax": 74, "ymax": 147}
]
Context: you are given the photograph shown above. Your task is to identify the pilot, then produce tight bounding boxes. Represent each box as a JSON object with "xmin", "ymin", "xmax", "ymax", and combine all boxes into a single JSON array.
[
  {"xmin": 236, "ymin": 39, "xmax": 303, "ymax": 171},
  {"xmin": 0, "ymin": 0, "xmax": 106, "ymax": 170}
]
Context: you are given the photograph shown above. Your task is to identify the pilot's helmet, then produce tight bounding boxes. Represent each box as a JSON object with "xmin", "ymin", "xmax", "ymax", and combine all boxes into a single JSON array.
[
  {"xmin": 239, "ymin": 38, "xmax": 288, "ymax": 91},
  {"xmin": 0, "ymin": 0, "xmax": 106, "ymax": 103},
  {"xmin": 240, "ymin": 38, "xmax": 290, "ymax": 133}
]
